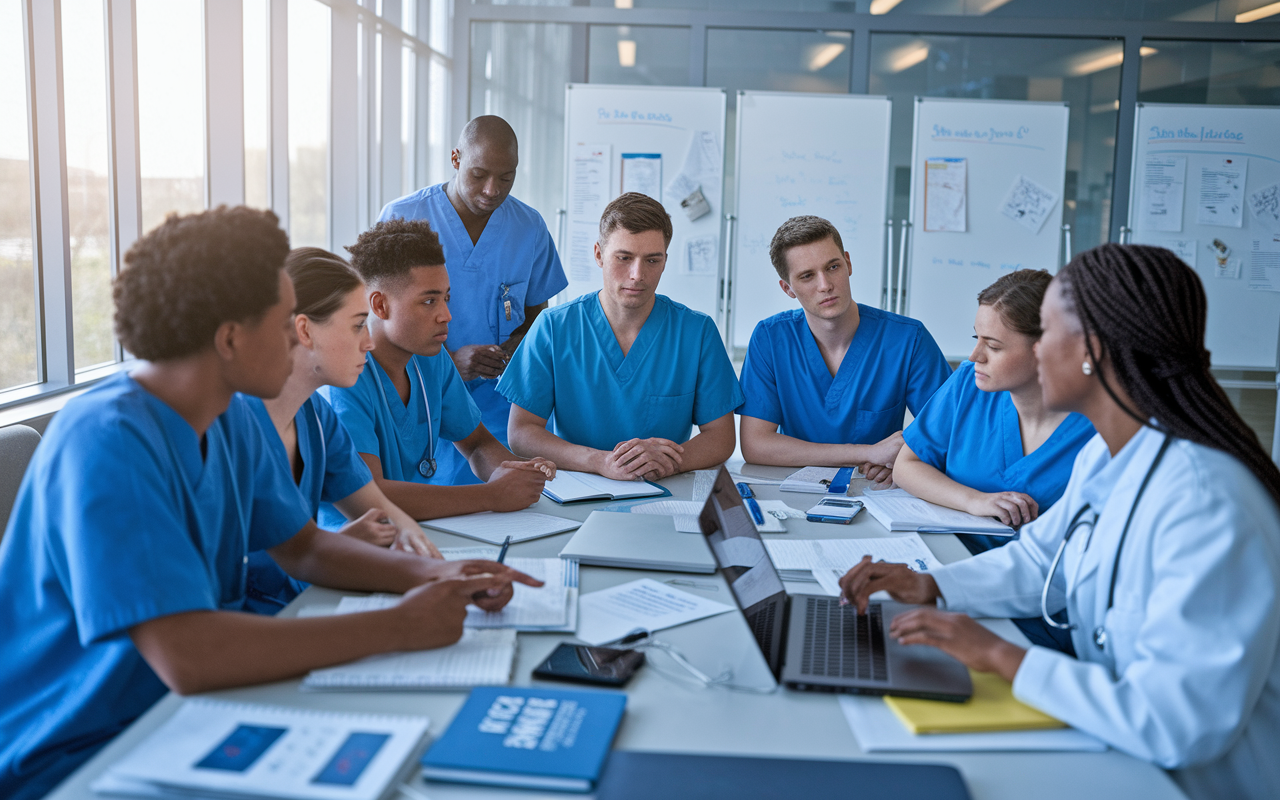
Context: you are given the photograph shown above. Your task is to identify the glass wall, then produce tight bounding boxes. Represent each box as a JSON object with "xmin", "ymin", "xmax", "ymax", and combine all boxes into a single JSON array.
[
  {"xmin": 288, "ymin": 0, "xmax": 331, "ymax": 248},
  {"xmin": 1139, "ymin": 39, "xmax": 1280, "ymax": 104},
  {"xmin": 588, "ymin": 25, "xmax": 690, "ymax": 86},
  {"xmin": 0, "ymin": 0, "xmax": 36, "ymax": 392},
  {"xmin": 706, "ymin": 29, "xmax": 852, "ymax": 95},
  {"xmin": 62, "ymin": 0, "xmax": 114, "ymax": 372},
  {"xmin": 429, "ymin": 55, "xmax": 452, "ymax": 186},
  {"xmin": 469, "ymin": 21, "xmax": 573, "ymax": 231}
]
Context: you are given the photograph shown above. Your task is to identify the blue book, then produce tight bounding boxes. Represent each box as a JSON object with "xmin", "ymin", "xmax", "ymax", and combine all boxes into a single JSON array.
[{"xmin": 421, "ymin": 686, "xmax": 626, "ymax": 792}]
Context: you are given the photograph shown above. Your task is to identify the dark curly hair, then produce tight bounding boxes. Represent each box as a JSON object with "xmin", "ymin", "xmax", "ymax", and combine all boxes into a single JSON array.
[
  {"xmin": 344, "ymin": 218, "xmax": 446, "ymax": 288},
  {"xmin": 114, "ymin": 206, "xmax": 290, "ymax": 361}
]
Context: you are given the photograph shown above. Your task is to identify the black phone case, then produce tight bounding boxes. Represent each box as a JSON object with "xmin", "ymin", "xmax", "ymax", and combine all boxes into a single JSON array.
[{"xmin": 532, "ymin": 643, "xmax": 646, "ymax": 687}]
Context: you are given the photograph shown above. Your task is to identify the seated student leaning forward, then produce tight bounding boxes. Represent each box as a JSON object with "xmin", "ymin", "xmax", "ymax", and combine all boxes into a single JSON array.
[
  {"xmin": 499, "ymin": 192, "xmax": 743, "ymax": 481},
  {"xmin": 320, "ymin": 218, "xmax": 556, "ymax": 529},
  {"xmin": 0, "ymin": 207, "xmax": 538, "ymax": 800},
  {"xmin": 738, "ymin": 215, "xmax": 951, "ymax": 484}
]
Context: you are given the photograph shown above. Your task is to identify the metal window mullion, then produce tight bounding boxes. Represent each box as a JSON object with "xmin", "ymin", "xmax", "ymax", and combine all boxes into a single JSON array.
[
  {"xmin": 1108, "ymin": 34, "xmax": 1143, "ymax": 243},
  {"xmin": 689, "ymin": 23, "xmax": 706, "ymax": 87},
  {"xmin": 268, "ymin": 0, "xmax": 289, "ymax": 230},
  {"xmin": 331, "ymin": 2, "xmax": 360, "ymax": 250},
  {"xmin": 380, "ymin": 16, "xmax": 404, "ymax": 208},
  {"xmin": 28, "ymin": 0, "xmax": 74, "ymax": 387},
  {"xmin": 206, "ymin": 0, "xmax": 246, "ymax": 209},
  {"xmin": 850, "ymin": 26, "xmax": 869, "ymax": 94},
  {"xmin": 105, "ymin": 0, "xmax": 142, "ymax": 365}
]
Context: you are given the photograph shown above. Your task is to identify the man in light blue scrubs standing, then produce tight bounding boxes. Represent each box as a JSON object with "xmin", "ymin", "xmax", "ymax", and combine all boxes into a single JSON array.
[
  {"xmin": 499, "ymin": 192, "xmax": 743, "ymax": 481},
  {"xmin": 378, "ymin": 115, "xmax": 568, "ymax": 485},
  {"xmin": 738, "ymin": 215, "xmax": 952, "ymax": 484},
  {"xmin": 0, "ymin": 208, "xmax": 535, "ymax": 800}
]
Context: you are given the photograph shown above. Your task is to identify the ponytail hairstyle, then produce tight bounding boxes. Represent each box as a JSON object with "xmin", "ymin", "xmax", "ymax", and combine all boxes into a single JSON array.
[
  {"xmin": 284, "ymin": 247, "xmax": 364, "ymax": 323},
  {"xmin": 1058, "ymin": 243, "xmax": 1280, "ymax": 507},
  {"xmin": 977, "ymin": 268, "xmax": 1054, "ymax": 340}
]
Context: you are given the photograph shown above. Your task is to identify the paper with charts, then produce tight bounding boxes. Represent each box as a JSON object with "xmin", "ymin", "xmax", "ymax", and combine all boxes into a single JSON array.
[
  {"xmin": 999, "ymin": 175, "xmax": 1059, "ymax": 234},
  {"xmin": 923, "ymin": 157, "xmax": 967, "ymax": 233}
]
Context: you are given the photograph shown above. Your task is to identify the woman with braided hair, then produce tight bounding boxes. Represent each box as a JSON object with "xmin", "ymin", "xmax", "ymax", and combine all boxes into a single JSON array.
[{"xmin": 840, "ymin": 243, "xmax": 1280, "ymax": 800}]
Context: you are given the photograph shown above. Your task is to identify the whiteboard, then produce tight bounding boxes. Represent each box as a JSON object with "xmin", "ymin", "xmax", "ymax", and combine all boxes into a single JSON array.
[
  {"xmin": 561, "ymin": 84, "xmax": 727, "ymax": 324},
  {"xmin": 729, "ymin": 92, "xmax": 892, "ymax": 350},
  {"xmin": 1128, "ymin": 103, "xmax": 1280, "ymax": 370},
  {"xmin": 906, "ymin": 97, "xmax": 1070, "ymax": 359}
]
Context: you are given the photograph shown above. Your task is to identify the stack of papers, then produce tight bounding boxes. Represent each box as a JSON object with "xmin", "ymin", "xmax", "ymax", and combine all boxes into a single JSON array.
[
  {"xmin": 542, "ymin": 471, "xmax": 667, "ymax": 504},
  {"xmin": 92, "ymin": 699, "xmax": 430, "ymax": 800},
  {"xmin": 859, "ymin": 488, "xmax": 1015, "ymax": 535},
  {"xmin": 420, "ymin": 510, "xmax": 580, "ymax": 544},
  {"xmin": 764, "ymin": 535, "xmax": 943, "ymax": 596},
  {"xmin": 575, "ymin": 578, "xmax": 735, "ymax": 646},
  {"xmin": 779, "ymin": 466, "xmax": 853, "ymax": 494}
]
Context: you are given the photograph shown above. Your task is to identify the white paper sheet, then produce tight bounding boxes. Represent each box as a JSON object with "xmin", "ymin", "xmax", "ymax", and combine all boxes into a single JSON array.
[
  {"xmin": 1197, "ymin": 157, "xmax": 1247, "ymax": 228},
  {"xmin": 1249, "ymin": 183, "xmax": 1280, "ymax": 233},
  {"xmin": 568, "ymin": 222, "xmax": 597, "ymax": 282},
  {"xmin": 999, "ymin": 175, "xmax": 1059, "ymax": 233},
  {"xmin": 685, "ymin": 235, "xmax": 719, "ymax": 275},
  {"xmin": 420, "ymin": 511, "xmax": 579, "ymax": 545},
  {"xmin": 838, "ymin": 695, "xmax": 1108, "ymax": 753},
  {"xmin": 569, "ymin": 143, "xmax": 611, "ymax": 219},
  {"xmin": 624, "ymin": 499, "xmax": 704, "ymax": 533},
  {"xmin": 1250, "ymin": 236, "xmax": 1280, "ymax": 292},
  {"xmin": 1139, "ymin": 156, "xmax": 1186, "ymax": 232},
  {"xmin": 1218, "ymin": 257, "xmax": 1242, "ymax": 280},
  {"xmin": 575, "ymin": 578, "xmax": 733, "ymax": 646},
  {"xmin": 692, "ymin": 469, "xmax": 718, "ymax": 503},
  {"xmin": 621, "ymin": 153, "xmax": 662, "ymax": 200},
  {"xmin": 923, "ymin": 157, "xmax": 967, "ymax": 233},
  {"xmin": 303, "ymin": 628, "xmax": 517, "ymax": 690},
  {"xmin": 1162, "ymin": 238, "xmax": 1197, "ymax": 268},
  {"xmin": 766, "ymin": 535, "xmax": 943, "ymax": 579}
]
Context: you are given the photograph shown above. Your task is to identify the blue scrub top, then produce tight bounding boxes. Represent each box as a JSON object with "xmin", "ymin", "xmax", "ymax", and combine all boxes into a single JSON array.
[
  {"xmin": 379, "ymin": 183, "xmax": 568, "ymax": 484},
  {"xmin": 319, "ymin": 351, "xmax": 482, "ymax": 529},
  {"xmin": 0, "ymin": 375, "xmax": 311, "ymax": 800},
  {"xmin": 243, "ymin": 393, "xmax": 373, "ymax": 615},
  {"xmin": 497, "ymin": 292, "xmax": 745, "ymax": 452},
  {"xmin": 903, "ymin": 360, "xmax": 1097, "ymax": 510},
  {"xmin": 737, "ymin": 306, "xmax": 952, "ymax": 445}
]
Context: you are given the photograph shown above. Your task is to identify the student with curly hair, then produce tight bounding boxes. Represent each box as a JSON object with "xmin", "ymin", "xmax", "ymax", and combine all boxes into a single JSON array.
[
  {"xmin": 322, "ymin": 217, "xmax": 556, "ymax": 526},
  {"xmin": 841, "ymin": 244, "xmax": 1280, "ymax": 800},
  {"xmin": 0, "ymin": 208, "xmax": 539, "ymax": 800}
]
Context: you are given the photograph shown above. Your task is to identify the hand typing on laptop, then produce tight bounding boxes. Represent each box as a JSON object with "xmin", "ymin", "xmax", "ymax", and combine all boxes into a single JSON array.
[{"xmin": 839, "ymin": 555, "xmax": 940, "ymax": 613}]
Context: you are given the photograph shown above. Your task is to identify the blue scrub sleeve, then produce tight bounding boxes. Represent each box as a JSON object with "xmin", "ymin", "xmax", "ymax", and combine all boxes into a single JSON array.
[
  {"xmin": 901, "ymin": 362, "xmax": 968, "ymax": 472},
  {"xmin": 311, "ymin": 395, "xmax": 374, "ymax": 505},
  {"xmin": 496, "ymin": 312, "xmax": 557, "ymax": 421},
  {"xmin": 735, "ymin": 321, "xmax": 783, "ymax": 424},
  {"xmin": 523, "ymin": 228, "xmax": 569, "ymax": 306},
  {"xmin": 904, "ymin": 324, "xmax": 954, "ymax": 416},
  {"xmin": 432, "ymin": 354, "xmax": 484, "ymax": 442},
  {"xmin": 692, "ymin": 316, "xmax": 746, "ymax": 425},
  {"xmin": 322, "ymin": 380, "xmax": 382, "ymax": 460},
  {"xmin": 52, "ymin": 419, "xmax": 220, "ymax": 644}
]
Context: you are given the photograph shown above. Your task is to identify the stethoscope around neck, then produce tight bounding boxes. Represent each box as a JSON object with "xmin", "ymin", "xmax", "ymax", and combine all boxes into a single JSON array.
[
  {"xmin": 1040, "ymin": 434, "xmax": 1173, "ymax": 652},
  {"xmin": 367, "ymin": 352, "xmax": 437, "ymax": 479}
]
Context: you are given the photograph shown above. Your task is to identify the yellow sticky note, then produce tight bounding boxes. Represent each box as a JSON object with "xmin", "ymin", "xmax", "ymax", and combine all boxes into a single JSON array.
[{"xmin": 884, "ymin": 671, "xmax": 1066, "ymax": 735}]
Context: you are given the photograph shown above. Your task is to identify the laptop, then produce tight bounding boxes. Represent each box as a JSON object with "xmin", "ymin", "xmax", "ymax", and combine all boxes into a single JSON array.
[{"xmin": 698, "ymin": 467, "xmax": 972, "ymax": 702}]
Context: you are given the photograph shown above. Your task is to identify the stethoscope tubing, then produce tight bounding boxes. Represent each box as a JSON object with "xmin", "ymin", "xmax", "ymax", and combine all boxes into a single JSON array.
[{"xmin": 367, "ymin": 352, "xmax": 436, "ymax": 479}]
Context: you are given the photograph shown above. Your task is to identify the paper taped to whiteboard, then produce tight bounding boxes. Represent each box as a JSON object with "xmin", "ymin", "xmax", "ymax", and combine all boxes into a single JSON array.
[
  {"xmin": 621, "ymin": 153, "xmax": 662, "ymax": 201},
  {"xmin": 685, "ymin": 236, "xmax": 718, "ymax": 275},
  {"xmin": 1250, "ymin": 236, "xmax": 1280, "ymax": 292},
  {"xmin": 924, "ymin": 157, "xmax": 967, "ymax": 233},
  {"xmin": 999, "ymin": 175, "xmax": 1059, "ymax": 234},
  {"xmin": 1249, "ymin": 183, "xmax": 1280, "ymax": 233},
  {"xmin": 570, "ymin": 143, "xmax": 611, "ymax": 219},
  {"xmin": 1197, "ymin": 158, "xmax": 1246, "ymax": 228},
  {"xmin": 1162, "ymin": 238, "xmax": 1197, "ymax": 269},
  {"xmin": 1139, "ymin": 156, "xmax": 1186, "ymax": 232}
]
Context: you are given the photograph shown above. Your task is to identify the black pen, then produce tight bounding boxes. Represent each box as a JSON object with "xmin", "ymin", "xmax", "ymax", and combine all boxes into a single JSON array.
[{"xmin": 496, "ymin": 535, "xmax": 512, "ymax": 565}]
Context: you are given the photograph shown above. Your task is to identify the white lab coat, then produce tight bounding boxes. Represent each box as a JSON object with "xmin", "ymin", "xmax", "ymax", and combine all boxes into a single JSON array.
[{"xmin": 930, "ymin": 426, "xmax": 1280, "ymax": 800}]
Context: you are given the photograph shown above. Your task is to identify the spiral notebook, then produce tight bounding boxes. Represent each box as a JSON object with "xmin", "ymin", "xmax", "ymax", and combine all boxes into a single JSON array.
[{"xmin": 302, "ymin": 628, "xmax": 517, "ymax": 691}]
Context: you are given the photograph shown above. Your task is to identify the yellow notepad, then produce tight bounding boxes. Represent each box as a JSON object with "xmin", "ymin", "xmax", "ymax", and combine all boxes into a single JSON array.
[{"xmin": 884, "ymin": 671, "xmax": 1066, "ymax": 734}]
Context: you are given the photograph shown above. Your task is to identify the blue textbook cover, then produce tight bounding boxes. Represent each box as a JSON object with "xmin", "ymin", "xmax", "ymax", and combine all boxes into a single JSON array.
[{"xmin": 421, "ymin": 686, "xmax": 626, "ymax": 792}]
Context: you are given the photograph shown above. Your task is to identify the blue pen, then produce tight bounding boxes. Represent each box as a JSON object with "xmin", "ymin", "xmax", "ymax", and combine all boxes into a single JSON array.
[
  {"xmin": 736, "ymin": 482, "xmax": 765, "ymax": 525},
  {"xmin": 496, "ymin": 535, "xmax": 512, "ymax": 564}
]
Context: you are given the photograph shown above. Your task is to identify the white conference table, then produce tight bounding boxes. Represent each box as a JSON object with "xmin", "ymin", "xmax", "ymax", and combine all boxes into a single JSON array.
[{"xmin": 48, "ymin": 465, "xmax": 1187, "ymax": 800}]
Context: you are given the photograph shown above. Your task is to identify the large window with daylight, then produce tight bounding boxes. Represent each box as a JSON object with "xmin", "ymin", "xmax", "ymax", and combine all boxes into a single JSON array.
[
  {"xmin": 0, "ymin": 0, "xmax": 36, "ymax": 392},
  {"xmin": 288, "ymin": 0, "xmax": 331, "ymax": 248}
]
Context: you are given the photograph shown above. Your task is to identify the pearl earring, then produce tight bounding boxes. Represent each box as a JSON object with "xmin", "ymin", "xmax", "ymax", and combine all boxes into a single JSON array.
[{"xmin": 1082, "ymin": 361, "xmax": 1093, "ymax": 376}]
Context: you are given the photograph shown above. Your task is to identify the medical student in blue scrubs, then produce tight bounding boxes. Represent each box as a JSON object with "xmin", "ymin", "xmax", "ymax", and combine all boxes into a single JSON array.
[
  {"xmin": 841, "ymin": 245, "xmax": 1280, "ymax": 800},
  {"xmin": 322, "ymin": 218, "xmax": 555, "ymax": 527},
  {"xmin": 896, "ymin": 269, "xmax": 1095, "ymax": 554},
  {"xmin": 0, "ymin": 207, "xmax": 537, "ymax": 800},
  {"xmin": 738, "ymin": 215, "xmax": 951, "ymax": 485},
  {"xmin": 244, "ymin": 247, "xmax": 449, "ymax": 615},
  {"xmin": 500, "ymin": 192, "xmax": 743, "ymax": 481},
  {"xmin": 378, "ymin": 116, "xmax": 567, "ymax": 485}
]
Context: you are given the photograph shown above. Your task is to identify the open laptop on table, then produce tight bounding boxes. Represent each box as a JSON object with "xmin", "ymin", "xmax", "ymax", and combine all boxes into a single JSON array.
[{"xmin": 698, "ymin": 467, "xmax": 972, "ymax": 702}]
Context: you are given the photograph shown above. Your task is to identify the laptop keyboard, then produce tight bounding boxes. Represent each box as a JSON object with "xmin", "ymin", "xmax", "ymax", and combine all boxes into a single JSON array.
[
  {"xmin": 799, "ymin": 598, "xmax": 889, "ymax": 682},
  {"xmin": 747, "ymin": 601, "xmax": 776, "ymax": 659}
]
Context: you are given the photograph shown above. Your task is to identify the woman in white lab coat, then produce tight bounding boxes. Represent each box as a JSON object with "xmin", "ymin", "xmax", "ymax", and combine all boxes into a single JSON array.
[{"xmin": 840, "ymin": 243, "xmax": 1280, "ymax": 800}]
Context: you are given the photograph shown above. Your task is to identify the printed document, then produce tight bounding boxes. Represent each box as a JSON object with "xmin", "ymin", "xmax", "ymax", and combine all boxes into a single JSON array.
[
  {"xmin": 575, "ymin": 578, "xmax": 733, "ymax": 646},
  {"xmin": 999, "ymin": 175, "xmax": 1059, "ymax": 233},
  {"xmin": 1197, "ymin": 157, "xmax": 1247, "ymax": 228},
  {"xmin": 303, "ymin": 627, "xmax": 516, "ymax": 690},
  {"xmin": 923, "ymin": 157, "xmax": 967, "ymax": 233},
  {"xmin": 1138, "ymin": 156, "xmax": 1186, "ymax": 232},
  {"xmin": 767, "ymin": 536, "xmax": 943, "ymax": 596}
]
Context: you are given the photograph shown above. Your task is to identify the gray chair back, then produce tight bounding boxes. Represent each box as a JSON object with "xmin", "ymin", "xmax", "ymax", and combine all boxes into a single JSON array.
[{"xmin": 0, "ymin": 424, "xmax": 41, "ymax": 540}]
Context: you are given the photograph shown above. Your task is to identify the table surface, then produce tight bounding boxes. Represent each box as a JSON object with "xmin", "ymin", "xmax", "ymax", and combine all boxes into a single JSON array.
[{"xmin": 48, "ymin": 465, "xmax": 1187, "ymax": 800}]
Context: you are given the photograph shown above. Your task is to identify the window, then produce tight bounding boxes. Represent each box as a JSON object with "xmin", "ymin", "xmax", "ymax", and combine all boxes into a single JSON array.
[
  {"xmin": 244, "ymin": 0, "xmax": 270, "ymax": 210},
  {"xmin": 288, "ymin": 0, "xmax": 331, "ymax": 248},
  {"xmin": 588, "ymin": 26, "xmax": 690, "ymax": 86},
  {"xmin": 706, "ymin": 29, "xmax": 852, "ymax": 95},
  {"xmin": 0, "ymin": 0, "xmax": 36, "ymax": 392}
]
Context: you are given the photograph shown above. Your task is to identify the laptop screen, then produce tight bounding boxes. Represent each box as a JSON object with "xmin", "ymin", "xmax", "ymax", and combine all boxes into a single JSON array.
[{"xmin": 698, "ymin": 467, "xmax": 788, "ymax": 678}]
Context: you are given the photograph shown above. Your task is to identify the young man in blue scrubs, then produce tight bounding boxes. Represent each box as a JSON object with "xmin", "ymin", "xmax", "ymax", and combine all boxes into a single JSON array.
[
  {"xmin": 321, "ymin": 218, "xmax": 556, "ymax": 526},
  {"xmin": 0, "ymin": 207, "xmax": 536, "ymax": 800},
  {"xmin": 378, "ymin": 115, "xmax": 568, "ymax": 485},
  {"xmin": 499, "ymin": 192, "xmax": 743, "ymax": 481},
  {"xmin": 738, "ymin": 215, "xmax": 952, "ymax": 484}
]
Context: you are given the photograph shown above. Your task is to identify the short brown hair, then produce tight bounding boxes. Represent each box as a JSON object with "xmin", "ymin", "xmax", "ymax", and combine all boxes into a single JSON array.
[
  {"xmin": 345, "ymin": 218, "xmax": 445, "ymax": 288},
  {"xmin": 769, "ymin": 216, "xmax": 845, "ymax": 280},
  {"xmin": 976, "ymin": 269, "xmax": 1053, "ymax": 339},
  {"xmin": 599, "ymin": 192, "xmax": 672, "ymax": 248},
  {"xmin": 286, "ymin": 247, "xmax": 364, "ymax": 323}
]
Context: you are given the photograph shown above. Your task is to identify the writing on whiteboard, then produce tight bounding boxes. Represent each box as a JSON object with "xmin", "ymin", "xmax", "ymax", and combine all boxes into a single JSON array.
[
  {"xmin": 1147, "ymin": 125, "xmax": 1245, "ymax": 144},
  {"xmin": 597, "ymin": 107, "xmax": 674, "ymax": 124},
  {"xmin": 930, "ymin": 124, "xmax": 1032, "ymax": 144}
]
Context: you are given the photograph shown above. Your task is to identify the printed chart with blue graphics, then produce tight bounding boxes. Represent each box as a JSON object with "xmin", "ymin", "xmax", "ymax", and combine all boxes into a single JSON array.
[
  {"xmin": 1128, "ymin": 103, "xmax": 1280, "ymax": 370},
  {"xmin": 907, "ymin": 97, "xmax": 1069, "ymax": 359},
  {"xmin": 730, "ymin": 92, "xmax": 892, "ymax": 349}
]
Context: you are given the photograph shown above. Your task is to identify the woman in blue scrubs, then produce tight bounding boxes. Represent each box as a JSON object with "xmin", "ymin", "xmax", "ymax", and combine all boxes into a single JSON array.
[
  {"xmin": 895, "ymin": 269, "xmax": 1095, "ymax": 555},
  {"xmin": 244, "ymin": 248, "xmax": 447, "ymax": 614}
]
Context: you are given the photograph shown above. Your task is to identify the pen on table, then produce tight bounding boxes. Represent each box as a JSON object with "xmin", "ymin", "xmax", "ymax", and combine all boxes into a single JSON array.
[
  {"xmin": 736, "ymin": 482, "xmax": 765, "ymax": 526},
  {"xmin": 496, "ymin": 535, "xmax": 512, "ymax": 565}
]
